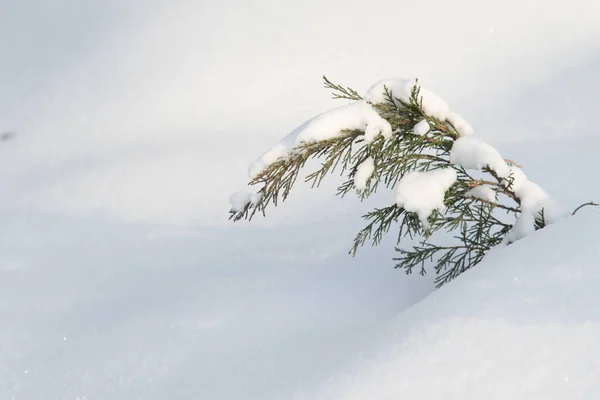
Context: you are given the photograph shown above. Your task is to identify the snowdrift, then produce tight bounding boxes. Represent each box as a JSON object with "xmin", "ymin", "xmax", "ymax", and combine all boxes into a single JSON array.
[{"xmin": 305, "ymin": 209, "xmax": 600, "ymax": 399}]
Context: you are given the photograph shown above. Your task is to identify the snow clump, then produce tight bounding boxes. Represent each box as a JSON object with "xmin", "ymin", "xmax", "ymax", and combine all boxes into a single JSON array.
[
  {"xmin": 395, "ymin": 168, "xmax": 457, "ymax": 225},
  {"xmin": 466, "ymin": 185, "xmax": 497, "ymax": 202},
  {"xmin": 363, "ymin": 79, "xmax": 451, "ymax": 120},
  {"xmin": 413, "ymin": 120, "xmax": 431, "ymax": 136},
  {"xmin": 354, "ymin": 157, "xmax": 375, "ymax": 191},
  {"xmin": 229, "ymin": 191, "xmax": 262, "ymax": 212},
  {"xmin": 450, "ymin": 137, "xmax": 511, "ymax": 178}
]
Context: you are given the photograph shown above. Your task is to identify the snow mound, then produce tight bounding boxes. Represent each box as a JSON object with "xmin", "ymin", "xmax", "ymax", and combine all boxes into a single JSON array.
[
  {"xmin": 305, "ymin": 210, "xmax": 600, "ymax": 400},
  {"xmin": 248, "ymin": 101, "xmax": 391, "ymax": 179}
]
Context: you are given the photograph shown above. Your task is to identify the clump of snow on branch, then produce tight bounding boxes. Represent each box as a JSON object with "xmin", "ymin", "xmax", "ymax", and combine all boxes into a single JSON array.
[
  {"xmin": 395, "ymin": 168, "xmax": 457, "ymax": 225},
  {"xmin": 450, "ymin": 137, "xmax": 511, "ymax": 178},
  {"xmin": 505, "ymin": 212, "xmax": 536, "ymax": 243},
  {"xmin": 363, "ymin": 79, "xmax": 474, "ymax": 136},
  {"xmin": 354, "ymin": 157, "xmax": 375, "ymax": 191},
  {"xmin": 248, "ymin": 101, "xmax": 391, "ymax": 179},
  {"xmin": 450, "ymin": 137, "xmax": 558, "ymax": 238},
  {"xmin": 447, "ymin": 112, "xmax": 474, "ymax": 136},
  {"xmin": 363, "ymin": 79, "xmax": 451, "ymax": 120},
  {"xmin": 504, "ymin": 166, "xmax": 551, "ymax": 215},
  {"xmin": 466, "ymin": 185, "xmax": 497, "ymax": 202},
  {"xmin": 497, "ymin": 164, "xmax": 559, "ymax": 243},
  {"xmin": 503, "ymin": 165, "xmax": 558, "ymax": 242},
  {"xmin": 413, "ymin": 120, "xmax": 430, "ymax": 136},
  {"xmin": 229, "ymin": 191, "xmax": 262, "ymax": 212}
]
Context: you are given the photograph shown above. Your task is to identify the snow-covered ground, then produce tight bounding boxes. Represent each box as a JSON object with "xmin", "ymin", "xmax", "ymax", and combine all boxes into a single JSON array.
[
  {"xmin": 2, "ymin": 1, "xmax": 600, "ymax": 399},
  {"xmin": 303, "ymin": 208, "xmax": 600, "ymax": 400},
  {"xmin": 0, "ymin": 212, "xmax": 432, "ymax": 399},
  {"xmin": 1, "ymin": 136, "xmax": 599, "ymax": 399}
]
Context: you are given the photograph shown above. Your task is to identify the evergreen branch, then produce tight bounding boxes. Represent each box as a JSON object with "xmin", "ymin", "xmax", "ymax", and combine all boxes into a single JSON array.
[
  {"xmin": 231, "ymin": 74, "xmax": 543, "ymax": 287},
  {"xmin": 322, "ymin": 76, "xmax": 362, "ymax": 101},
  {"xmin": 230, "ymin": 130, "xmax": 363, "ymax": 222},
  {"xmin": 484, "ymin": 169, "xmax": 521, "ymax": 205},
  {"xmin": 350, "ymin": 205, "xmax": 408, "ymax": 256},
  {"xmin": 466, "ymin": 196, "xmax": 521, "ymax": 214}
]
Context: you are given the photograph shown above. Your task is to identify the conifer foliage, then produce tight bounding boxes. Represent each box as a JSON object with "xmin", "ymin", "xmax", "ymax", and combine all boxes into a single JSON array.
[{"xmin": 229, "ymin": 76, "xmax": 554, "ymax": 287}]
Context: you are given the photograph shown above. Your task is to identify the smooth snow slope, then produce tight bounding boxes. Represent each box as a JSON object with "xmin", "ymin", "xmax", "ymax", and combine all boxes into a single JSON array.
[
  {"xmin": 2, "ymin": 2, "xmax": 600, "ymax": 399},
  {"xmin": 304, "ymin": 208, "xmax": 600, "ymax": 400},
  {"xmin": 0, "ymin": 212, "xmax": 433, "ymax": 400},
  {"xmin": 0, "ymin": 136, "xmax": 598, "ymax": 399}
]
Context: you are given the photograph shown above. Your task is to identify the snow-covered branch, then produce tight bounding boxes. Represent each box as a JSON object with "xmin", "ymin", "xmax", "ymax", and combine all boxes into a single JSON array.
[{"xmin": 230, "ymin": 76, "xmax": 558, "ymax": 286}]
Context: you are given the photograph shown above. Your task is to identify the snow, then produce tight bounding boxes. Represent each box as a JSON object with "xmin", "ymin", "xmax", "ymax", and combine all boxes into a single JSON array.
[
  {"xmin": 504, "ymin": 165, "xmax": 554, "ymax": 217},
  {"xmin": 248, "ymin": 101, "xmax": 392, "ymax": 179},
  {"xmin": 501, "ymin": 165, "xmax": 557, "ymax": 242},
  {"xmin": 362, "ymin": 80, "xmax": 475, "ymax": 136},
  {"xmin": 447, "ymin": 112, "xmax": 475, "ymax": 136},
  {"xmin": 3, "ymin": 2, "xmax": 600, "ymax": 399},
  {"xmin": 465, "ymin": 184, "xmax": 497, "ymax": 202},
  {"xmin": 229, "ymin": 191, "xmax": 263, "ymax": 212},
  {"xmin": 450, "ymin": 136, "xmax": 511, "ymax": 178},
  {"xmin": 354, "ymin": 157, "xmax": 375, "ymax": 191},
  {"xmin": 0, "ymin": 212, "xmax": 435, "ymax": 400},
  {"xmin": 251, "ymin": 192, "xmax": 263, "ymax": 204},
  {"xmin": 450, "ymin": 138, "xmax": 556, "ymax": 240},
  {"xmin": 229, "ymin": 191, "xmax": 253, "ymax": 212},
  {"xmin": 302, "ymin": 209, "xmax": 600, "ymax": 400},
  {"xmin": 363, "ymin": 78, "xmax": 451, "ymax": 120},
  {"xmin": 2, "ymin": 129, "xmax": 599, "ymax": 400},
  {"xmin": 504, "ymin": 212, "xmax": 536, "ymax": 243},
  {"xmin": 395, "ymin": 168, "xmax": 457, "ymax": 225},
  {"xmin": 413, "ymin": 119, "xmax": 431, "ymax": 136}
]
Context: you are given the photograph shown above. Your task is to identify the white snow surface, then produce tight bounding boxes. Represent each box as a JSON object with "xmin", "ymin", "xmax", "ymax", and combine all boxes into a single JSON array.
[
  {"xmin": 395, "ymin": 168, "xmax": 457, "ymax": 224},
  {"xmin": 248, "ymin": 101, "xmax": 391, "ymax": 179},
  {"xmin": 413, "ymin": 119, "xmax": 431, "ymax": 136},
  {"xmin": 1, "ymin": 139, "xmax": 599, "ymax": 400},
  {"xmin": 450, "ymin": 136, "xmax": 511, "ymax": 178},
  {"xmin": 466, "ymin": 185, "xmax": 497, "ymax": 202},
  {"xmin": 302, "ymin": 209, "xmax": 600, "ymax": 400},
  {"xmin": 2, "ymin": 2, "xmax": 600, "ymax": 399},
  {"xmin": 354, "ymin": 157, "xmax": 375, "ymax": 191}
]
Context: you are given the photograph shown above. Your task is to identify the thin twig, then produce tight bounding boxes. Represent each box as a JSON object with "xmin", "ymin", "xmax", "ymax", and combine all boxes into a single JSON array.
[{"xmin": 572, "ymin": 201, "xmax": 599, "ymax": 216}]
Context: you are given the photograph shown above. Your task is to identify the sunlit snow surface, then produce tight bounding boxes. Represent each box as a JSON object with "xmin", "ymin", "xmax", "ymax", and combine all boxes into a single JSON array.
[
  {"xmin": 302, "ymin": 209, "xmax": 600, "ymax": 400},
  {"xmin": 1, "ymin": 138, "xmax": 599, "ymax": 399},
  {"xmin": 2, "ymin": 1, "xmax": 600, "ymax": 398},
  {"xmin": 0, "ymin": 213, "xmax": 433, "ymax": 400}
]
